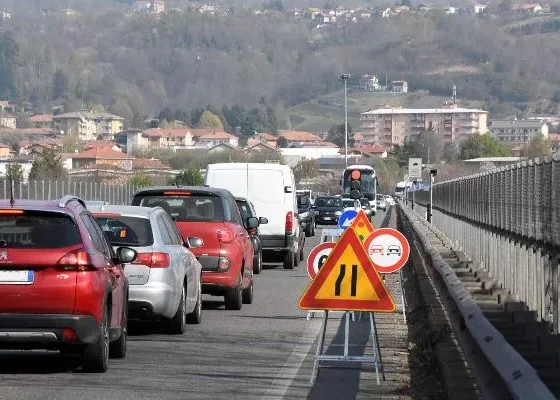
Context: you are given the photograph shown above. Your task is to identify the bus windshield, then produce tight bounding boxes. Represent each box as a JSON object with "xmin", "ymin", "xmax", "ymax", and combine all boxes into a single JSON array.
[{"xmin": 342, "ymin": 169, "xmax": 376, "ymax": 199}]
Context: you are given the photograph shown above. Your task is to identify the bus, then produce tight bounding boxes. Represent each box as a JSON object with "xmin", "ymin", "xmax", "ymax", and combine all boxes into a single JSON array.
[
  {"xmin": 341, "ymin": 165, "xmax": 378, "ymax": 212},
  {"xmin": 395, "ymin": 181, "xmax": 412, "ymax": 198}
]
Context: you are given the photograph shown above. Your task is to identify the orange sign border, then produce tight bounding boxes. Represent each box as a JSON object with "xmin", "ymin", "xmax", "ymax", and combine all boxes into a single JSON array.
[{"xmin": 299, "ymin": 228, "xmax": 396, "ymax": 312}]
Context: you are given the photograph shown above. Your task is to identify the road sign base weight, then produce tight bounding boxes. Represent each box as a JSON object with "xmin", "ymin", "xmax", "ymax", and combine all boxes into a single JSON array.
[{"xmin": 310, "ymin": 310, "xmax": 385, "ymax": 384}]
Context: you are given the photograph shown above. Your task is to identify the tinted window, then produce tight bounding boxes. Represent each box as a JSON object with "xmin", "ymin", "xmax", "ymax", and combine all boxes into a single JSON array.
[
  {"xmin": 360, "ymin": 198, "xmax": 370, "ymax": 206},
  {"xmin": 93, "ymin": 215, "xmax": 154, "ymax": 246},
  {"xmin": 0, "ymin": 211, "xmax": 81, "ymax": 248},
  {"xmin": 236, "ymin": 200, "xmax": 253, "ymax": 221},
  {"xmin": 138, "ymin": 194, "xmax": 225, "ymax": 222},
  {"xmin": 315, "ymin": 197, "xmax": 342, "ymax": 207},
  {"xmin": 82, "ymin": 214, "xmax": 111, "ymax": 256}
]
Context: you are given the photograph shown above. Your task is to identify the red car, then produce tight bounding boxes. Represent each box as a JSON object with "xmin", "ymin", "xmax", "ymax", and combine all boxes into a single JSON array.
[
  {"xmin": 131, "ymin": 187, "xmax": 257, "ymax": 310},
  {"xmin": 0, "ymin": 196, "xmax": 137, "ymax": 372}
]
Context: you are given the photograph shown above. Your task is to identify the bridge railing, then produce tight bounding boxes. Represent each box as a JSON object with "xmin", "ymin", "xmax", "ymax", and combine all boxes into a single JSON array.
[{"xmin": 413, "ymin": 155, "xmax": 560, "ymax": 333}]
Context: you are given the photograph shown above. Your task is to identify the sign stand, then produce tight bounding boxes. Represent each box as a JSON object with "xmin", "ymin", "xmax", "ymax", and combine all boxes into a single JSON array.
[
  {"xmin": 311, "ymin": 310, "xmax": 384, "ymax": 384},
  {"xmin": 398, "ymin": 269, "xmax": 407, "ymax": 323}
]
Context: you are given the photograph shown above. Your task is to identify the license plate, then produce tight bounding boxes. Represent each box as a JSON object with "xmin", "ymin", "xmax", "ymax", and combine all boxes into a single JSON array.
[
  {"xmin": 323, "ymin": 217, "xmax": 331, "ymax": 220},
  {"xmin": 0, "ymin": 270, "xmax": 34, "ymax": 284}
]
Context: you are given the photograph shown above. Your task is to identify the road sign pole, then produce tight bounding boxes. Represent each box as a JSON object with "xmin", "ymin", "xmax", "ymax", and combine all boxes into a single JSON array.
[
  {"xmin": 399, "ymin": 268, "xmax": 407, "ymax": 324},
  {"xmin": 370, "ymin": 312, "xmax": 384, "ymax": 382}
]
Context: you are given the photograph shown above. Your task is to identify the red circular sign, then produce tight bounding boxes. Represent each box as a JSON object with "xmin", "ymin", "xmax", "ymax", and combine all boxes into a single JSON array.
[
  {"xmin": 363, "ymin": 228, "xmax": 410, "ymax": 274},
  {"xmin": 306, "ymin": 242, "xmax": 336, "ymax": 279}
]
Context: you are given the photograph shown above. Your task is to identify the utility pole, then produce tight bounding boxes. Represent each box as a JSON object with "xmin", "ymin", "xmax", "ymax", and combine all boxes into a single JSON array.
[{"xmin": 340, "ymin": 74, "xmax": 349, "ymax": 167}]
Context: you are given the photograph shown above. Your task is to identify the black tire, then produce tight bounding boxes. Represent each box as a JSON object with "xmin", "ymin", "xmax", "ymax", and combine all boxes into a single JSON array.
[
  {"xmin": 186, "ymin": 279, "xmax": 202, "ymax": 325},
  {"xmin": 82, "ymin": 306, "xmax": 109, "ymax": 373},
  {"xmin": 253, "ymin": 251, "xmax": 262, "ymax": 275},
  {"xmin": 283, "ymin": 251, "xmax": 294, "ymax": 270},
  {"xmin": 299, "ymin": 245, "xmax": 304, "ymax": 261},
  {"xmin": 242, "ymin": 280, "xmax": 253, "ymax": 304},
  {"xmin": 164, "ymin": 284, "xmax": 187, "ymax": 334},
  {"xmin": 109, "ymin": 305, "xmax": 127, "ymax": 359},
  {"xmin": 305, "ymin": 225, "xmax": 312, "ymax": 237},
  {"xmin": 224, "ymin": 273, "xmax": 243, "ymax": 310},
  {"xmin": 311, "ymin": 223, "xmax": 315, "ymax": 236}
]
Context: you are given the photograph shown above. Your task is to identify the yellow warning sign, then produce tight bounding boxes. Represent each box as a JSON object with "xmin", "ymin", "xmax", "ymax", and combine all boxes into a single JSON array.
[
  {"xmin": 348, "ymin": 209, "xmax": 375, "ymax": 243},
  {"xmin": 299, "ymin": 227, "xmax": 396, "ymax": 312}
]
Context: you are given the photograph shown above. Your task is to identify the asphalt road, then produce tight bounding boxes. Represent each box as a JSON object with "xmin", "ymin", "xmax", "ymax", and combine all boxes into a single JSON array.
[{"xmin": 0, "ymin": 210, "xmax": 395, "ymax": 400}]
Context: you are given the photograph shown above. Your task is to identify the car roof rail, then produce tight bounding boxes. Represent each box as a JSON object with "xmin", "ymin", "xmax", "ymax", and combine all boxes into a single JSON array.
[{"xmin": 58, "ymin": 195, "xmax": 86, "ymax": 208}]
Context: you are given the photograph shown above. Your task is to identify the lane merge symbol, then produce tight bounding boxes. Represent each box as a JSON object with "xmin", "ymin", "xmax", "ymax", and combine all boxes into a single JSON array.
[{"xmin": 299, "ymin": 227, "xmax": 396, "ymax": 312}]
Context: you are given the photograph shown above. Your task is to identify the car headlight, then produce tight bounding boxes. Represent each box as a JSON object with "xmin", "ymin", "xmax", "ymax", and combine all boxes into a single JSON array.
[
  {"xmin": 299, "ymin": 212, "xmax": 308, "ymax": 219},
  {"xmin": 335, "ymin": 211, "xmax": 342, "ymax": 216}
]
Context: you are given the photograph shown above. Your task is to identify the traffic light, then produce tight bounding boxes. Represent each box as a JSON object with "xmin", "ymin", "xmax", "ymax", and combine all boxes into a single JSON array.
[{"xmin": 350, "ymin": 169, "xmax": 361, "ymax": 199}]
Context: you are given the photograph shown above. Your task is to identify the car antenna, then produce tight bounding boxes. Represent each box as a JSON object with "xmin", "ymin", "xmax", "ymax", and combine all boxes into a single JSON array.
[{"xmin": 8, "ymin": 162, "xmax": 14, "ymax": 207}]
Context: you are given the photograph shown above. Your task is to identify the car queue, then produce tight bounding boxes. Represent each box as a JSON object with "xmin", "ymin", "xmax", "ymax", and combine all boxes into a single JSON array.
[
  {"xmin": 0, "ymin": 162, "xmax": 311, "ymax": 373},
  {"xmin": 0, "ymin": 162, "xmax": 394, "ymax": 373}
]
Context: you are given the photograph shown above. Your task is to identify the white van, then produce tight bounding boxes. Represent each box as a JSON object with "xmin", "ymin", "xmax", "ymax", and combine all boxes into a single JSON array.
[{"xmin": 205, "ymin": 163, "xmax": 304, "ymax": 269}]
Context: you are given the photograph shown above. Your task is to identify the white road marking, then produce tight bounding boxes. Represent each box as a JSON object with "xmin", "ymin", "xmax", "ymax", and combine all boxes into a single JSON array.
[{"xmin": 260, "ymin": 315, "xmax": 323, "ymax": 399}]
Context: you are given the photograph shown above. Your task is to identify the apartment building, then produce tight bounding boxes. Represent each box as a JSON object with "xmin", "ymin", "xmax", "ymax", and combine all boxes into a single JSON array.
[
  {"xmin": 360, "ymin": 106, "xmax": 488, "ymax": 147},
  {"xmin": 490, "ymin": 120, "xmax": 548, "ymax": 143},
  {"xmin": 53, "ymin": 111, "xmax": 124, "ymax": 141}
]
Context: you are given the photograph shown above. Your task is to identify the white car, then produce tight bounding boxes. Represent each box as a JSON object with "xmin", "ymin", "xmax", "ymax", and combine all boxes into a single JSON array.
[
  {"xmin": 384, "ymin": 195, "xmax": 395, "ymax": 206},
  {"xmin": 376, "ymin": 194, "xmax": 387, "ymax": 211}
]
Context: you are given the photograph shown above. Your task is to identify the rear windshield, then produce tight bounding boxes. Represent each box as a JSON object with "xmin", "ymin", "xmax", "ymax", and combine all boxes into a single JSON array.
[
  {"xmin": 315, "ymin": 197, "xmax": 342, "ymax": 207},
  {"xmin": 360, "ymin": 198, "xmax": 370, "ymax": 206},
  {"xmin": 137, "ymin": 195, "xmax": 225, "ymax": 222},
  {"xmin": 0, "ymin": 211, "xmax": 81, "ymax": 248},
  {"xmin": 342, "ymin": 199, "xmax": 354, "ymax": 207},
  {"xmin": 93, "ymin": 216, "xmax": 153, "ymax": 247},
  {"xmin": 376, "ymin": 195, "xmax": 384, "ymax": 200},
  {"xmin": 297, "ymin": 195, "xmax": 310, "ymax": 207}
]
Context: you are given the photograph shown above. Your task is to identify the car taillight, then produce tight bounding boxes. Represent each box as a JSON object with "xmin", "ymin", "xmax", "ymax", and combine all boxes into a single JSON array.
[
  {"xmin": 56, "ymin": 248, "xmax": 95, "ymax": 271},
  {"xmin": 131, "ymin": 252, "xmax": 170, "ymax": 268},
  {"xmin": 217, "ymin": 229, "xmax": 235, "ymax": 243},
  {"xmin": 285, "ymin": 211, "xmax": 293, "ymax": 234}
]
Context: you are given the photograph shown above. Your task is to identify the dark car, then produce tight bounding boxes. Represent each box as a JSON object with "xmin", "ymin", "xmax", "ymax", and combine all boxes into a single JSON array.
[
  {"xmin": 0, "ymin": 196, "xmax": 137, "ymax": 372},
  {"xmin": 313, "ymin": 196, "xmax": 344, "ymax": 225},
  {"xmin": 236, "ymin": 197, "xmax": 268, "ymax": 275},
  {"xmin": 131, "ymin": 186, "xmax": 257, "ymax": 310},
  {"xmin": 297, "ymin": 192, "xmax": 315, "ymax": 237}
]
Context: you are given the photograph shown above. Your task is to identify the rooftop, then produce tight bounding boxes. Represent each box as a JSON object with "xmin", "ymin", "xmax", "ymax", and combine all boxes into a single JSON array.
[
  {"xmin": 490, "ymin": 120, "xmax": 547, "ymax": 129},
  {"xmin": 53, "ymin": 111, "xmax": 124, "ymax": 120},
  {"xmin": 361, "ymin": 107, "xmax": 488, "ymax": 115}
]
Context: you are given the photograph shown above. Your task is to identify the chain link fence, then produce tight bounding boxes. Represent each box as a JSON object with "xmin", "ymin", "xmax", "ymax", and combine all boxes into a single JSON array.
[
  {"xmin": 414, "ymin": 157, "xmax": 560, "ymax": 333},
  {"xmin": 3, "ymin": 180, "xmax": 139, "ymax": 205}
]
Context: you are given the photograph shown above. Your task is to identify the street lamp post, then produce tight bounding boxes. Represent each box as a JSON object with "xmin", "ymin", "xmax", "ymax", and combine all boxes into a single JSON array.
[{"xmin": 340, "ymin": 74, "xmax": 349, "ymax": 167}]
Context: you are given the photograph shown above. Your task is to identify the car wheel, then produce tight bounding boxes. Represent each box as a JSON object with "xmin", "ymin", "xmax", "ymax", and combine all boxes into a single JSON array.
[
  {"xmin": 311, "ymin": 223, "xmax": 315, "ymax": 236},
  {"xmin": 299, "ymin": 245, "xmax": 304, "ymax": 261},
  {"xmin": 242, "ymin": 280, "xmax": 253, "ymax": 304},
  {"xmin": 283, "ymin": 251, "xmax": 294, "ymax": 269},
  {"xmin": 186, "ymin": 279, "xmax": 202, "ymax": 325},
  {"xmin": 305, "ymin": 224, "xmax": 312, "ymax": 237},
  {"xmin": 224, "ymin": 273, "xmax": 243, "ymax": 310},
  {"xmin": 82, "ymin": 306, "xmax": 109, "ymax": 373},
  {"xmin": 164, "ymin": 284, "xmax": 187, "ymax": 334},
  {"xmin": 109, "ymin": 304, "xmax": 127, "ymax": 359},
  {"xmin": 253, "ymin": 251, "xmax": 262, "ymax": 275}
]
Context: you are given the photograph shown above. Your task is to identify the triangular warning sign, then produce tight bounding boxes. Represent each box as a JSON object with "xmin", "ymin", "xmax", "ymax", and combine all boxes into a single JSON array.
[
  {"xmin": 299, "ymin": 227, "xmax": 396, "ymax": 312},
  {"xmin": 348, "ymin": 209, "xmax": 375, "ymax": 242}
]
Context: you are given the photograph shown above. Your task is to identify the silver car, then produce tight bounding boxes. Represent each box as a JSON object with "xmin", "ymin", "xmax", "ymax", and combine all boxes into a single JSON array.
[
  {"xmin": 376, "ymin": 194, "xmax": 387, "ymax": 211},
  {"xmin": 88, "ymin": 204, "xmax": 203, "ymax": 334}
]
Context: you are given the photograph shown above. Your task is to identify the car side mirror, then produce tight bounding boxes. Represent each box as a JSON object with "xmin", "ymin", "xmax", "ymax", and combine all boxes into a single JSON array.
[
  {"xmin": 246, "ymin": 216, "xmax": 259, "ymax": 229},
  {"xmin": 259, "ymin": 217, "xmax": 268, "ymax": 225},
  {"xmin": 115, "ymin": 247, "xmax": 137, "ymax": 264},
  {"xmin": 284, "ymin": 186, "xmax": 293, "ymax": 193},
  {"xmin": 186, "ymin": 237, "xmax": 204, "ymax": 248}
]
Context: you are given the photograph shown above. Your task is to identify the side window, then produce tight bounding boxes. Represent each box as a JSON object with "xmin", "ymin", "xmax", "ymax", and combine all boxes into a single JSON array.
[
  {"xmin": 81, "ymin": 213, "xmax": 112, "ymax": 258},
  {"xmin": 229, "ymin": 197, "xmax": 243, "ymax": 226},
  {"xmin": 157, "ymin": 216, "xmax": 173, "ymax": 246},
  {"xmin": 161, "ymin": 214, "xmax": 182, "ymax": 246}
]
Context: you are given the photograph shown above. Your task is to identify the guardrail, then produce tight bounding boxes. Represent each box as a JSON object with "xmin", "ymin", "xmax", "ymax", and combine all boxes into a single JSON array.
[
  {"xmin": 413, "ymin": 156, "xmax": 560, "ymax": 334},
  {"xmin": 399, "ymin": 201, "xmax": 557, "ymax": 400}
]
